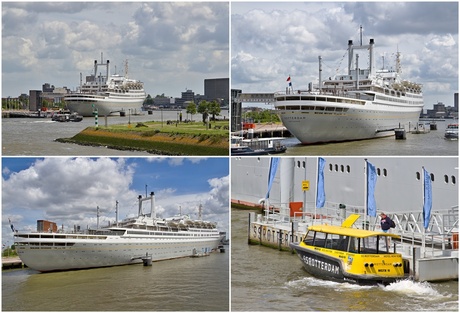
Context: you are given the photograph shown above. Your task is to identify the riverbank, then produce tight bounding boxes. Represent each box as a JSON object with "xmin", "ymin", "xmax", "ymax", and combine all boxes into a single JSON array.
[{"xmin": 55, "ymin": 121, "xmax": 229, "ymax": 155}]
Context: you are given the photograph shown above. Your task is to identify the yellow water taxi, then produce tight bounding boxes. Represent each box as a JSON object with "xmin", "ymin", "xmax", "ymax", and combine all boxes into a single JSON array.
[{"xmin": 290, "ymin": 214, "xmax": 409, "ymax": 285}]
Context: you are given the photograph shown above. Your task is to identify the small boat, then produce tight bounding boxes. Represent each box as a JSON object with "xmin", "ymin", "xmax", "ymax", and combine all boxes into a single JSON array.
[
  {"xmin": 444, "ymin": 123, "xmax": 458, "ymax": 140},
  {"xmin": 231, "ymin": 136, "xmax": 287, "ymax": 156},
  {"xmin": 410, "ymin": 122, "xmax": 430, "ymax": 134},
  {"xmin": 51, "ymin": 112, "xmax": 83, "ymax": 122},
  {"xmin": 290, "ymin": 214, "xmax": 407, "ymax": 285}
]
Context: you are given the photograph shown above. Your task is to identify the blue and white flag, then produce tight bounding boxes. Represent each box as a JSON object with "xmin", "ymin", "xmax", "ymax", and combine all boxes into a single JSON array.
[
  {"xmin": 366, "ymin": 161, "xmax": 377, "ymax": 217},
  {"xmin": 266, "ymin": 157, "xmax": 280, "ymax": 199},
  {"xmin": 316, "ymin": 157, "xmax": 326, "ymax": 208},
  {"xmin": 423, "ymin": 167, "xmax": 432, "ymax": 229}
]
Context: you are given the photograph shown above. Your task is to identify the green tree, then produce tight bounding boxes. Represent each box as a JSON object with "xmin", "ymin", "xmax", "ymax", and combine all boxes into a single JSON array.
[
  {"xmin": 144, "ymin": 94, "xmax": 154, "ymax": 105},
  {"xmin": 186, "ymin": 102, "xmax": 197, "ymax": 121},
  {"xmin": 197, "ymin": 100, "xmax": 209, "ymax": 125},
  {"xmin": 208, "ymin": 100, "xmax": 221, "ymax": 121}
]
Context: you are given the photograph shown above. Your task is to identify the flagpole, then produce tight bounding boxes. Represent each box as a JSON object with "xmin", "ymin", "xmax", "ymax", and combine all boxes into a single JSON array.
[
  {"xmin": 314, "ymin": 157, "xmax": 318, "ymax": 225},
  {"xmin": 364, "ymin": 159, "xmax": 368, "ymax": 229}
]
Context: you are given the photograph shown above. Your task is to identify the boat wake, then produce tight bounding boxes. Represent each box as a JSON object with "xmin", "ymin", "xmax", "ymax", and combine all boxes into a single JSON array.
[
  {"xmin": 286, "ymin": 276, "xmax": 373, "ymax": 291},
  {"xmin": 381, "ymin": 279, "xmax": 448, "ymax": 300}
]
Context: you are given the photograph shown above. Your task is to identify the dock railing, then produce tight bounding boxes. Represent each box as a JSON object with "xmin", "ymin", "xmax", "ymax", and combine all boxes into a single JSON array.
[{"xmin": 261, "ymin": 201, "xmax": 458, "ymax": 258}]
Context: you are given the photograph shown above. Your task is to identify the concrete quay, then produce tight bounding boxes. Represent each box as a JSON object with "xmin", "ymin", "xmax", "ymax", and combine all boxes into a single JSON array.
[
  {"xmin": 233, "ymin": 123, "xmax": 291, "ymax": 138},
  {"xmin": 2, "ymin": 256, "xmax": 26, "ymax": 270}
]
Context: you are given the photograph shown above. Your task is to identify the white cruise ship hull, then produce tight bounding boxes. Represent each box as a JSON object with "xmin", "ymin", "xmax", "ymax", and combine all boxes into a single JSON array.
[
  {"xmin": 65, "ymin": 94, "xmax": 145, "ymax": 117},
  {"xmin": 277, "ymin": 100, "xmax": 422, "ymax": 144},
  {"xmin": 16, "ymin": 235, "xmax": 222, "ymax": 272}
]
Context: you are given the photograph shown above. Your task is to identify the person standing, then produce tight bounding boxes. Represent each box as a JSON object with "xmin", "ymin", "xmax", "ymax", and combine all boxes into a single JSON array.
[{"xmin": 380, "ymin": 212, "xmax": 394, "ymax": 248}]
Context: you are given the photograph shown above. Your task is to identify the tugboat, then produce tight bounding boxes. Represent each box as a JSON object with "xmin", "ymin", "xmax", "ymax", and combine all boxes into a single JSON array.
[{"xmin": 290, "ymin": 214, "xmax": 408, "ymax": 285}]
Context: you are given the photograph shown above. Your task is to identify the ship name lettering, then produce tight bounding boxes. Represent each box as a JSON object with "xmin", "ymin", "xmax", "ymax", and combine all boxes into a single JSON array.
[{"xmin": 302, "ymin": 255, "xmax": 340, "ymax": 274}]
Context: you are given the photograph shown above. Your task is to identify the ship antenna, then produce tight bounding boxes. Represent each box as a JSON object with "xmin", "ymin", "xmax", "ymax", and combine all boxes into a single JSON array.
[
  {"xmin": 359, "ymin": 25, "xmax": 363, "ymax": 46},
  {"xmin": 198, "ymin": 203, "xmax": 203, "ymax": 221},
  {"xmin": 125, "ymin": 59, "xmax": 129, "ymax": 78}
]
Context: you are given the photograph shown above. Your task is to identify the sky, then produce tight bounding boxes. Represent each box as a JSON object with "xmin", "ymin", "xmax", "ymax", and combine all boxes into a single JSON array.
[
  {"xmin": 231, "ymin": 2, "xmax": 459, "ymax": 109},
  {"xmin": 2, "ymin": 2, "xmax": 229, "ymax": 98},
  {"xmin": 2, "ymin": 157, "xmax": 229, "ymax": 246}
]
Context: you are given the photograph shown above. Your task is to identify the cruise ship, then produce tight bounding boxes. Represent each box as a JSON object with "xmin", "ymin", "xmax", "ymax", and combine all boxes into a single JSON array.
[
  {"xmin": 65, "ymin": 55, "xmax": 146, "ymax": 116},
  {"xmin": 274, "ymin": 33, "xmax": 424, "ymax": 144},
  {"xmin": 14, "ymin": 192, "xmax": 224, "ymax": 272}
]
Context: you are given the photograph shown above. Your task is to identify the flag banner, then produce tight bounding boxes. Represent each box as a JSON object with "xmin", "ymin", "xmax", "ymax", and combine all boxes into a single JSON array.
[
  {"xmin": 316, "ymin": 157, "xmax": 326, "ymax": 208},
  {"xmin": 286, "ymin": 76, "xmax": 291, "ymax": 82},
  {"xmin": 367, "ymin": 161, "xmax": 377, "ymax": 217},
  {"xmin": 423, "ymin": 168, "xmax": 432, "ymax": 229},
  {"xmin": 266, "ymin": 157, "xmax": 280, "ymax": 199}
]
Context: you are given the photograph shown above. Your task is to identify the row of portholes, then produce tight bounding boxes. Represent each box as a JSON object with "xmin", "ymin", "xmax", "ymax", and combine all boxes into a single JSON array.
[
  {"xmin": 416, "ymin": 172, "xmax": 457, "ymax": 185},
  {"xmin": 257, "ymin": 158, "xmax": 456, "ymax": 185}
]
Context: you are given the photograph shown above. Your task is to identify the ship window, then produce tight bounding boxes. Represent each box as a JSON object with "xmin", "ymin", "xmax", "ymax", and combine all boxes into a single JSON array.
[
  {"xmin": 416, "ymin": 171, "xmax": 421, "ymax": 180},
  {"xmin": 329, "ymin": 164, "xmax": 333, "ymax": 171},
  {"xmin": 444, "ymin": 175, "xmax": 449, "ymax": 184},
  {"xmin": 340, "ymin": 165, "xmax": 344, "ymax": 172},
  {"xmin": 452, "ymin": 176, "xmax": 456, "ymax": 185},
  {"xmin": 383, "ymin": 169, "xmax": 387, "ymax": 177},
  {"xmin": 346, "ymin": 165, "xmax": 350, "ymax": 173},
  {"xmin": 334, "ymin": 164, "xmax": 338, "ymax": 171},
  {"xmin": 377, "ymin": 168, "xmax": 381, "ymax": 176}
]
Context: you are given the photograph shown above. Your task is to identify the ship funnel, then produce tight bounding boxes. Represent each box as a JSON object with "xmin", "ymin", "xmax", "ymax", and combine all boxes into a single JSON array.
[
  {"xmin": 138, "ymin": 195, "xmax": 143, "ymax": 216},
  {"xmin": 369, "ymin": 39, "xmax": 374, "ymax": 76},
  {"xmin": 348, "ymin": 40, "xmax": 353, "ymax": 75},
  {"xmin": 150, "ymin": 192, "xmax": 155, "ymax": 218},
  {"xmin": 94, "ymin": 60, "xmax": 98, "ymax": 76},
  {"xmin": 106, "ymin": 59, "xmax": 110, "ymax": 81}
]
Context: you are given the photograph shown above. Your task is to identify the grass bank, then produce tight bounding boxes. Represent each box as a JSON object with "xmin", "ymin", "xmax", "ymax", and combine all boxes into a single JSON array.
[{"xmin": 56, "ymin": 120, "xmax": 229, "ymax": 155}]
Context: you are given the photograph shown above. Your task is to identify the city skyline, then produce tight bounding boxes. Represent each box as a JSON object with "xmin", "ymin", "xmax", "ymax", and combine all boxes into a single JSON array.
[{"xmin": 2, "ymin": 2, "xmax": 229, "ymax": 98}]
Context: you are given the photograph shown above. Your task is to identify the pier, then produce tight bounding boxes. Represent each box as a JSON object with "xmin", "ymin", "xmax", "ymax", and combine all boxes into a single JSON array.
[
  {"xmin": 232, "ymin": 123, "xmax": 291, "ymax": 138},
  {"xmin": 2, "ymin": 257, "xmax": 26, "ymax": 270},
  {"xmin": 241, "ymin": 203, "xmax": 458, "ymax": 282}
]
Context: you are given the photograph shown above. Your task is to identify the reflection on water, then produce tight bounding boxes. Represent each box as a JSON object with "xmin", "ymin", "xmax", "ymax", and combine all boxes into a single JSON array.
[{"xmin": 2, "ymin": 252, "xmax": 229, "ymax": 311}]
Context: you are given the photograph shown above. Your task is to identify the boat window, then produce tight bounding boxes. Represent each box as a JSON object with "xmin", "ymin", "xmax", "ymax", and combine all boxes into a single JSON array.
[{"xmin": 452, "ymin": 176, "xmax": 456, "ymax": 185}]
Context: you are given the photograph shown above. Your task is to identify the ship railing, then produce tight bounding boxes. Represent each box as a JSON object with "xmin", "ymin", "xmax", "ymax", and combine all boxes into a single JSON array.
[{"xmin": 274, "ymin": 89, "xmax": 374, "ymax": 102}]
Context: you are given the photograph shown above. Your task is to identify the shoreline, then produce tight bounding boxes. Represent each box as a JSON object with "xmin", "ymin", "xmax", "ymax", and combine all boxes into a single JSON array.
[{"xmin": 56, "ymin": 124, "xmax": 229, "ymax": 156}]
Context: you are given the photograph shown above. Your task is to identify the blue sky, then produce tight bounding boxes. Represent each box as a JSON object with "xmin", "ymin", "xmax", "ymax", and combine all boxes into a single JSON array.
[{"xmin": 2, "ymin": 157, "xmax": 229, "ymax": 246}]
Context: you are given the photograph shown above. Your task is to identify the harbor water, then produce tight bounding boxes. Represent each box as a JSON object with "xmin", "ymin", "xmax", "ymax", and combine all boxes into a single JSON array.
[
  {"xmin": 2, "ymin": 251, "xmax": 229, "ymax": 311},
  {"xmin": 231, "ymin": 208, "xmax": 458, "ymax": 312},
  {"xmin": 282, "ymin": 120, "xmax": 458, "ymax": 156},
  {"xmin": 1, "ymin": 109, "xmax": 229, "ymax": 156}
]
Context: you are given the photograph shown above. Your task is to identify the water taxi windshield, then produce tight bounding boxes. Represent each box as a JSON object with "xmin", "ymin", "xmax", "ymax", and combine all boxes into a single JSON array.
[{"xmin": 303, "ymin": 230, "xmax": 395, "ymax": 254}]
